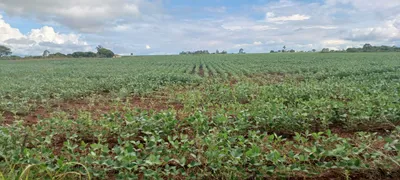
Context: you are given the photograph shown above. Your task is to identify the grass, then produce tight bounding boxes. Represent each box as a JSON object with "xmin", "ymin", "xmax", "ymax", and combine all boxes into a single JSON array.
[{"xmin": 0, "ymin": 52, "xmax": 399, "ymax": 179}]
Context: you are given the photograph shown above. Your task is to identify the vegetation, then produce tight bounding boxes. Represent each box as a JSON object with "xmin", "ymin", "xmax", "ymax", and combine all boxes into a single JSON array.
[
  {"xmin": 180, "ymin": 50, "xmax": 210, "ymax": 55},
  {"xmin": 0, "ymin": 45, "xmax": 115, "ymax": 60},
  {"xmin": 0, "ymin": 53, "xmax": 400, "ymax": 179},
  {"xmin": 72, "ymin": 51, "xmax": 97, "ymax": 58},
  {"xmin": 180, "ymin": 50, "xmax": 228, "ymax": 55},
  {"xmin": 0, "ymin": 45, "xmax": 12, "ymax": 57},
  {"xmin": 42, "ymin": 50, "xmax": 50, "ymax": 57},
  {"xmin": 319, "ymin": 44, "xmax": 400, "ymax": 53},
  {"xmin": 347, "ymin": 44, "xmax": 400, "ymax": 52},
  {"xmin": 270, "ymin": 44, "xmax": 400, "ymax": 54},
  {"xmin": 96, "ymin": 45, "xmax": 115, "ymax": 58},
  {"xmin": 48, "ymin": 52, "xmax": 68, "ymax": 58}
]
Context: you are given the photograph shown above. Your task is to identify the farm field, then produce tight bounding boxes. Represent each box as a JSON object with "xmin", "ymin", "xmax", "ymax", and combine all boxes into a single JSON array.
[{"xmin": 0, "ymin": 53, "xmax": 400, "ymax": 179}]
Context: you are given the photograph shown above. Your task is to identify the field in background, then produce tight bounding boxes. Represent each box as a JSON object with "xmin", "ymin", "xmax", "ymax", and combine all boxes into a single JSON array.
[{"xmin": 1, "ymin": 53, "xmax": 400, "ymax": 179}]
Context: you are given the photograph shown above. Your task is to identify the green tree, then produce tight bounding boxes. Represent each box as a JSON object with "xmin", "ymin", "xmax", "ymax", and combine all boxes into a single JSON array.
[
  {"xmin": 48, "ymin": 52, "xmax": 67, "ymax": 58},
  {"xmin": 0, "ymin": 45, "xmax": 12, "ymax": 57},
  {"xmin": 321, "ymin": 48, "xmax": 330, "ymax": 53},
  {"xmin": 238, "ymin": 48, "xmax": 245, "ymax": 54},
  {"xmin": 363, "ymin": 43, "xmax": 372, "ymax": 52},
  {"xmin": 43, "ymin": 50, "xmax": 50, "ymax": 57},
  {"xmin": 96, "ymin": 45, "xmax": 114, "ymax": 58}
]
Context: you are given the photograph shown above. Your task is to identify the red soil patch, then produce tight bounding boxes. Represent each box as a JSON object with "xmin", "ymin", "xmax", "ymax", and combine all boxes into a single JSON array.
[
  {"xmin": 287, "ymin": 168, "xmax": 400, "ymax": 180},
  {"xmin": 1, "ymin": 95, "xmax": 184, "ymax": 125},
  {"xmin": 198, "ymin": 64, "xmax": 205, "ymax": 77}
]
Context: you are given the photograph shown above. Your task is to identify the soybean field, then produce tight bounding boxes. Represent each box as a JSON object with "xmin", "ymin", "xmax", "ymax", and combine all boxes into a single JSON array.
[{"xmin": 1, "ymin": 53, "xmax": 400, "ymax": 179}]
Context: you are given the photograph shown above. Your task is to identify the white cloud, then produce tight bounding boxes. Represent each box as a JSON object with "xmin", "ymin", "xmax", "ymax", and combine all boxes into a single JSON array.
[
  {"xmin": 266, "ymin": 12, "xmax": 310, "ymax": 23},
  {"xmin": 204, "ymin": 6, "xmax": 227, "ymax": 13},
  {"xmin": 346, "ymin": 17, "xmax": 400, "ymax": 41},
  {"xmin": 222, "ymin": 25, "xmax": 277, "ymax": 31},
  {"xmin": 0, "ymin": 0, "xmax": 159, "ymax": 32},
  {"xmin": 113, "ymin": 24, "xmax": 131, "ymax": 32},
  {"xmin": 0, "ymin": 15, "xmax": 89, "ymax": 55},
  {"xmin": 28, "ymin": 26, "xmax": 87, "ymax": 45},
  {"xmin": 301, "ymin": 26, "xmax": 337, "ymax": 30},
  {"xmin": 234, "ymin": 41, "xmax": 264, "ymax": 48},
  {"xmin": 0, "ymin": 14, "xmax": 25, "ymax": 42},
  {"xmin": 323, "ymin": 39, "xmax": 350, "ymax": 45},
  {"xmin": 325, "ymin": 0, "xmax": 400, "ymax": 11},
  {"xmin": 1, "ymin": 0, "xmax": 400, "ymax": 55}
]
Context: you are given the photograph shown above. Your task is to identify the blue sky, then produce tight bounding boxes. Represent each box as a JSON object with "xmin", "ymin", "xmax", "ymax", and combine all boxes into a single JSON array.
[{"xmin": 0, "ymin": 0, "xmax": 399, "ymax": 55}]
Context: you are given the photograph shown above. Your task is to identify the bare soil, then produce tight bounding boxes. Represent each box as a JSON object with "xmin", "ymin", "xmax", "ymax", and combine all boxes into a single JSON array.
[
  {"xmin": 198, "ymin": 64, "xmax": 205, "ymax": 77},
  {"xmin": 1, "ymin": 95, "xmax": 184, "ymax": 125}
]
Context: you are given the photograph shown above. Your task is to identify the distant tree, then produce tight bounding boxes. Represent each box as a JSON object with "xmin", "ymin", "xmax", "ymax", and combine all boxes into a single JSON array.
[
  {"xmin": 346, "ymin": 44, "xmax": 400, "ymax": 53},
  {"xmin": 221, "ymin": 50, "xmax": 227, "ymax": 54},
  {"xmin": 380, "ymin": 46, "xmax": 390, "ymax": 52},
  {"xmin": 277, "ymin": 50, "xmax": 281, "ymax": 53},
  {"xmin": 43, "ymin": 50, "xmax": 50, "ymax": 57},
  {"xmin": 48, "ymin": 52, "xmax": 67, "ymax": 58},
  {"xmin": 9, "ymin": 55, "xmax": 21, "ymax": 60},
  {"xmin": 72, "ymin": 51, "xmax": 97, "ymax": 58},
  {"xmin": 282, "ymin": 45, "xmax": 286, "ymax": 52},
  {"xmin": 54, "ymin": 52, "xmax": 66, "ymax": 57},
  {"xmin": 131, "ymin": 53, "xmax": 133, "ymax": 56},
  {"xmin": 0, "ymin": 45, "xmax": 12, "ymax": 57},
  {"xmin": 180, "ymin": 50, "xmax": 213, "ymax": 55},
  {"xmin": 86, "ymin": 52, "xmax": 97, "ymax": 57},
  {"xmin": 238, "ymin": 48, "xmax": 245, "ymax": 54},
  {"xmin": 72, "ymin": 52, "xmax": 85, "ymax": 58},
  {"xmin": 363, "ymin": 43, "xmax": 373, "ymax": 52},
  {"xmin": 96, "ymin": 45, "xmax": 104, "ymax": 51},
  {"xmin": 96, "ymin": 46, "xmax": 114, "ymax": 58},
  {"xmin": 216, "ymin": 50, "xmax": 220, "ymax": 54},
  {"xmin": 270, "ymin": 50, "xmax": 275, "ymax": 53},
  {"xmin": 312, "ymin": 49, "xmax": 316, "ymax": 52},
  {"xmin": 321, "ymin": 48, "xmax": 330, "ymax": 53},
  {"xmin": 289, "ymin": 49, "xmax": 295, "ymax": 53}
]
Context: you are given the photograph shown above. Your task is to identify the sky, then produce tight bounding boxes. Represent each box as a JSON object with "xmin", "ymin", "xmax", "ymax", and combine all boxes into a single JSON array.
[{"xmin": 0, "ymin": 0, "xmax": 399, "ymax": 56}]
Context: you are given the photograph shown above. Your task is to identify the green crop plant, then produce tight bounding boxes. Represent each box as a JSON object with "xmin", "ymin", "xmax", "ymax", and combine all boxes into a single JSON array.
[{"xmin": 0, "ymin": 53, "xmax": 399, "ymax": 179}]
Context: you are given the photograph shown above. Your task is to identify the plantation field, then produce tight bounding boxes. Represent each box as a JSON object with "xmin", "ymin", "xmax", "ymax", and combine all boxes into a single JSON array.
[{"xmin": 1, "ymin": 53, "xmax": 400, "ymax": 179}]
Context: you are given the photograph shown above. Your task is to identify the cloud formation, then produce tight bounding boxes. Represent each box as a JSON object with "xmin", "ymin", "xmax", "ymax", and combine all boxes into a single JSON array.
[
  {"xmin": 0, "ymin": 0, "xmax": 161, "ymax": 32},
  {"xmin": 0, "ymin": 15, "xmax": 89, "ymax": 55},
  {"xmin": 266, "ymin": 12, "xmax": 310, "ymax": 23},
  {"xmin": 0, "ymin": 0, "xmax": 399, "ymax": 55}
]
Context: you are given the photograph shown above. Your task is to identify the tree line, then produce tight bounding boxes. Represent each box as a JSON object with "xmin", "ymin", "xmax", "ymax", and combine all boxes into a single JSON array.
[
  {"xmin": 269, "ymin": 46, "xmax": 314, "ymax": 53},
  {"xmin": 1, "ymin": 43, "xmax": 399, "ymax": 60},
  {"xmin": 271, "ymin": 44, "xmax": 400, "ymax": 53},
  {"xmin": 345, "ymin": 44, "xmax": 400, "ymax": 52},
  {"xmin": 179, "ymin": 49, "xmax": 228, "ymax": 55},
  {"xmin": 320, "ymin": 44, "xmax": 400, "ymax": 53},
  {"xmin": 0, "ymin": 45, "xmax": 115, "ymax": 60}
]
